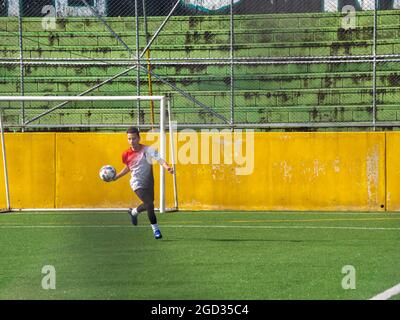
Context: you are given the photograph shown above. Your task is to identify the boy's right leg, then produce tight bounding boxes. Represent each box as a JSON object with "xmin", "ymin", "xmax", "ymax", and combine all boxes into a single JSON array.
[
  {"xmin": 128, "ymin": 208, "xmax": 138, "ymax": 225},
  {"xmin": 136, "ymin": 203, "xmax": 147, "ymax": 213},
  {"xmin": 128, "ymin": 201, "xmax": 148, "ymax": 226}
]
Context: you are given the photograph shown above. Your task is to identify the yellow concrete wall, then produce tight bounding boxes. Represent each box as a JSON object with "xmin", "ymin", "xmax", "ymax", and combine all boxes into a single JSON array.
[
  {"xmin": 0, "ymin": 131, "xmax": 392, "ymax": 211},
  {"xmin": 55, "ymin": 132, "xmax": 172, "ymax": 209},
  {"xmin": 0, "ymin": 133, "xmax": 56, "ymax": 209},
  {"xmin": 175, "ymin": 132, "xmax": 386, "ymax": 211}
]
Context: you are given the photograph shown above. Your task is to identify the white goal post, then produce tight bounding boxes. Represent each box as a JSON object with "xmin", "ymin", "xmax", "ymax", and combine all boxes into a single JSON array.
[{"xmin": 0, "ymin": 95, "xmax": 178, "ymax": 213}]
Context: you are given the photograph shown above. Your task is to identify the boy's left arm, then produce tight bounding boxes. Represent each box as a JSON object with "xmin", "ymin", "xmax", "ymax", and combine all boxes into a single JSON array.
[
  {"xmin": 148, "ymin": 146, "xmax": 174, "ymax": 174},
  {"xmin": 159, "ymin": 159, "xmax": 174, "ymax": 174}
]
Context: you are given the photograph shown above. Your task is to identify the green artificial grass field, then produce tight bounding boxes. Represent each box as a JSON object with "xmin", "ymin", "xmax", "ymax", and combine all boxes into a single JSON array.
[{"xmin": 0, "ymin": 211, "xmax": 399, "ymax": 300}]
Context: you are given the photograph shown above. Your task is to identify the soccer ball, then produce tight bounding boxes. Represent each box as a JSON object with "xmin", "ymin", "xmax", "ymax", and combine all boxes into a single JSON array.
[{"xmin": 99, "ymin": 165, "xmax": 116, "ymax": 182}]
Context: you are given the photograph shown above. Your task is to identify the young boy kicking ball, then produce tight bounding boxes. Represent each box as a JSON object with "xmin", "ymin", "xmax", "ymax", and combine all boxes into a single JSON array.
[{"xmin": 112, "ymin": 127, "xmax": 174, "ymax": 239}]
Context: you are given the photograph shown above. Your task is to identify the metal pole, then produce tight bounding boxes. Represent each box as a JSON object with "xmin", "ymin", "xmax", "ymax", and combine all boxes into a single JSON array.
[
  {"xmin": 6, "ymin": 54, "xmax": 400, "ymax": 63},
  {"xmin": 167, "ymin": 98, "xmax": 178, "ymax": 210},
  {"xmin": 0, "ymin": 110, "xmax": 11, "ymax": 211},
  {"xmin": 135, "ymin": 0, "xmax": 141, "ymax": 126},
  {"xmin": 0, "ymin": 96, "xmax": 165, "ymax": 102},
  {"xmin": 142, "ymin": 0, "xmax": 148, "ymax": 37},
  {"xmin": 6, "ymin": 121, "xmax": 400, "ymax": 130},
  {"xmin": 230, "ymin": 0, "xmax": 235, "ymax": 129},
  {"xmin": 18, "ymin": 0, "xmax": 25, "ymax": 131},
  {"xmin": 24, "ymin": 66, "xmax": 139, "ymax": 125},
  {"xmin": 143, "ymin": 0, "xmax": 155, "ymax": 125},
  {"xmin": 159, "ymin": 97, "xmax": 166, "ymax": 213},
  {"xmin": 140, "ymin": 0, "xmax": 181, "ymax": 56},
  {"xmin": 372, "ymin": 0, "xmax": 378, "ymax": 131},
  {"xmin": 25, "ymin": 63, "xmax": 228, "ymax": 125}
]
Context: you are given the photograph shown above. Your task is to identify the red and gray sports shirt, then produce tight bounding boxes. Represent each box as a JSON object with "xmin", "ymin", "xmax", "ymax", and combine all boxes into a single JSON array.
[{"xmin": 122, "ymin": 145, "xmax": 161, "ymax": 191}]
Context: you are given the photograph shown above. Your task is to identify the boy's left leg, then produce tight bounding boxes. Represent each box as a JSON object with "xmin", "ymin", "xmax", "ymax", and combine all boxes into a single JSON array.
[{"xmin": 134, "ymin": 187, "xmax": 162, "ymax": 239}]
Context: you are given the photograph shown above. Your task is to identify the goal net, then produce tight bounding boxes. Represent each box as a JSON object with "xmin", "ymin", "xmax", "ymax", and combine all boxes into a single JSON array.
[{"xmin": 0, "ymin": 95, "xmax": 178, "ymax": 213}]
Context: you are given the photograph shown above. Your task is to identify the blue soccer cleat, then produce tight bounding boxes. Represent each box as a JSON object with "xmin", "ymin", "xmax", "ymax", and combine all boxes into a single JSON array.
[
  {"xmin": 154, "ymin": 229, "xmax": 162, "ymax": 239},
  {"xmin": 128, "ymin": 208, "xmax": 138, "ymax": 226}
]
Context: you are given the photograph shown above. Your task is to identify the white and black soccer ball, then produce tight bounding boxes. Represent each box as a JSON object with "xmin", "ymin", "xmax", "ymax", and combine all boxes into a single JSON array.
[{"xmin": 99, "ymin": 165, "xmax": 116, "ymax": 182}]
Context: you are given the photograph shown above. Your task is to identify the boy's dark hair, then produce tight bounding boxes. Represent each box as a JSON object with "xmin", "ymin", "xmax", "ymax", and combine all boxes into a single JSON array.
[{"xmin": 126, "ymin": 127, "xmax": 140, "ymax": 135}]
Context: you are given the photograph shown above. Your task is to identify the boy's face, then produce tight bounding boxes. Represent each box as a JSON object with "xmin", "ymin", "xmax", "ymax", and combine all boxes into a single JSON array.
[{"xmin": 127, "ymin": 133, "xmax": 140, "ymax": 148}]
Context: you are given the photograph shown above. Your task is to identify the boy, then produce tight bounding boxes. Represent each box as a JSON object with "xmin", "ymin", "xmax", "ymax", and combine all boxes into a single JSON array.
[{"xmin": 112, "ymin": 127, "xmax": 174, "ymax": 239}]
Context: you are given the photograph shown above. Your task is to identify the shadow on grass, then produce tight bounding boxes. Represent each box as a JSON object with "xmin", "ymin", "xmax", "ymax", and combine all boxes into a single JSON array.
[
  {"xmin": 161, "ymin": 238, "xmax": 331, "ymax": 243},
  {"xmin": 208, "ymin": 239, "xmax": 306, "ymax": 243}
]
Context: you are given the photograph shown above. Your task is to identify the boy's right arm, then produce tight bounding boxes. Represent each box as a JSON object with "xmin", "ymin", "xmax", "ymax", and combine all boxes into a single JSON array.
[{"xmin": 113, "ymin": 166, "xmax": 130, "ymax": 181}]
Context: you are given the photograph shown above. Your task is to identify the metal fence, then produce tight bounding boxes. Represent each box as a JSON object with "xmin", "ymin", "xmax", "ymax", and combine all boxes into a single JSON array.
[{"xmin": 0, "ymin": 0, "xmax": 400, "ymax": 131}]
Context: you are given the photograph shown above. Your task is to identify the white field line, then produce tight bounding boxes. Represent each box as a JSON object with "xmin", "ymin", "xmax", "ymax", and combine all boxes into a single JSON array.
[
  {"xmin": 0, "ymin": 224, "xmax": 399, "ymax": 231},
  {"xmin": 370, "ymin": 283, "xmax": 400, "ymax": 300}
]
